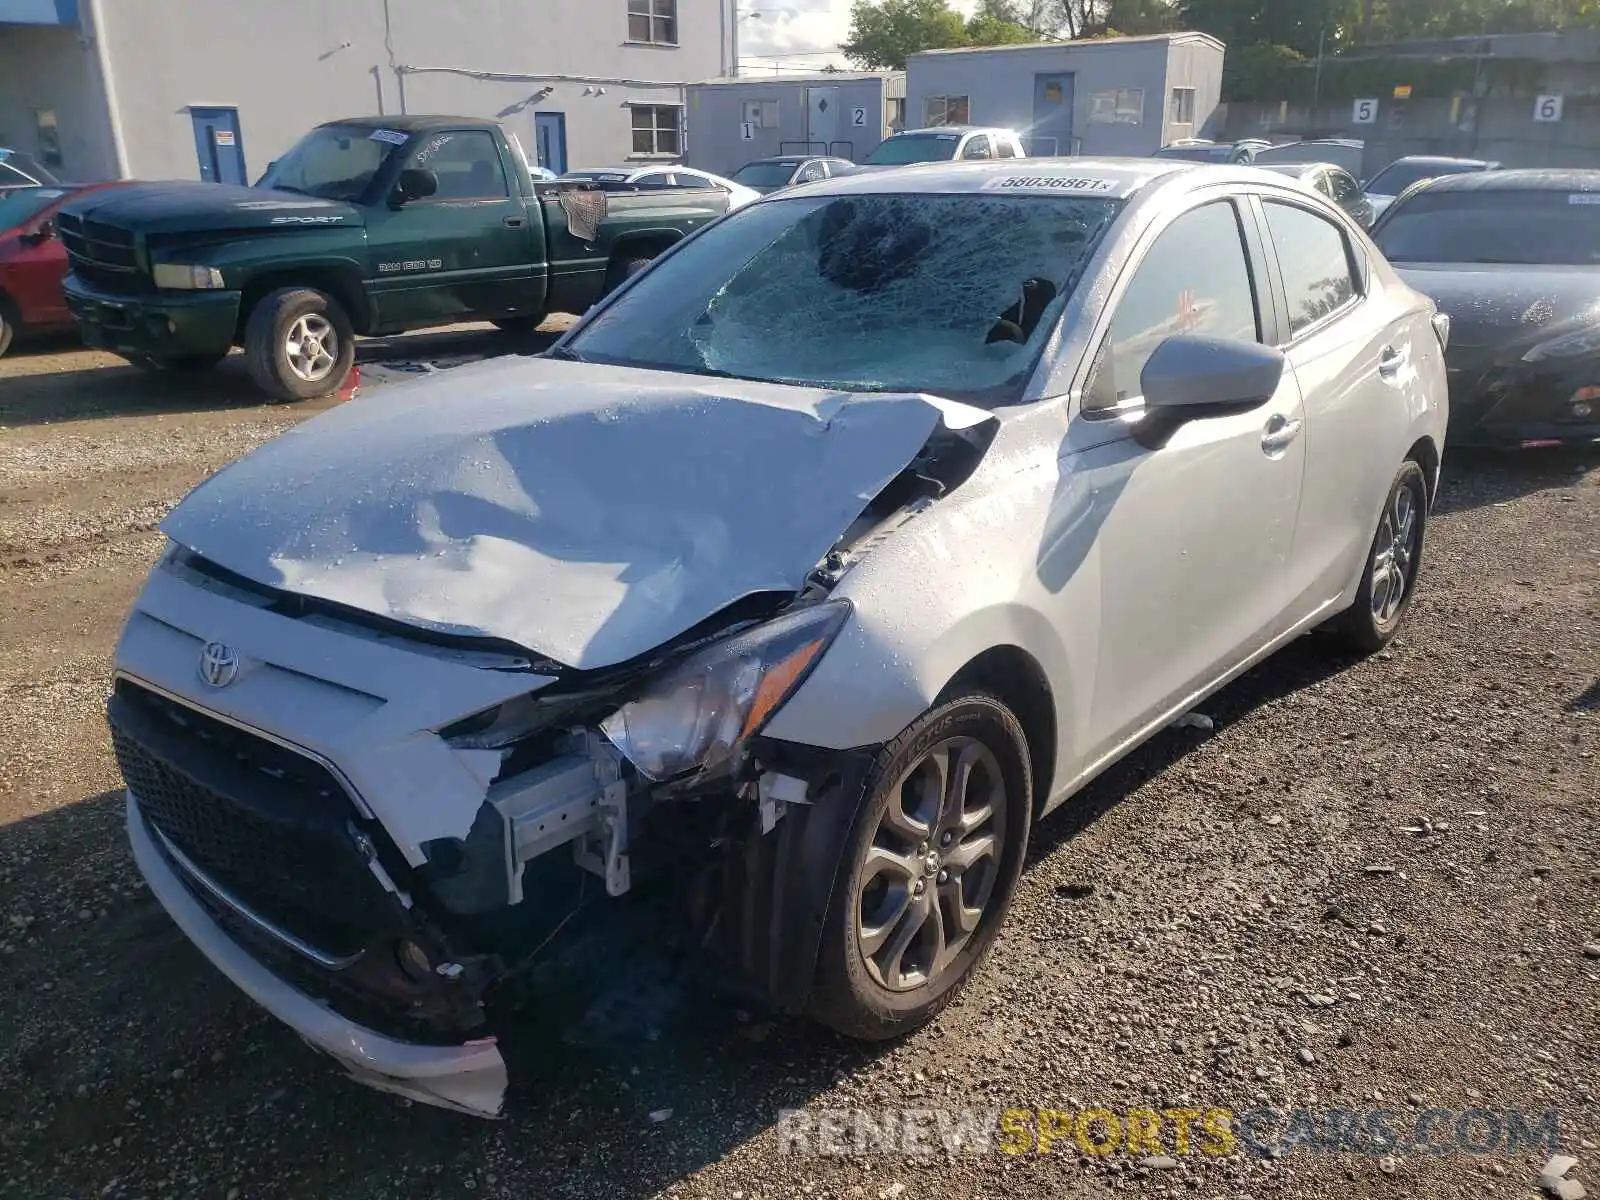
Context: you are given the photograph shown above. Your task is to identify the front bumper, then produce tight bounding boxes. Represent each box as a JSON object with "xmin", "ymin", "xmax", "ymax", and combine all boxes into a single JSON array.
[
  {"xmin": 63, "ymin": 276, "xmax": 240, "ymax": 359},
  {"xmin": 1446, "ymin": 362, "xmax": 1600, "ymax": 447},
  {"xmin": 127, "ymin": 790, "xmax": 508, "ymax": 1118}
]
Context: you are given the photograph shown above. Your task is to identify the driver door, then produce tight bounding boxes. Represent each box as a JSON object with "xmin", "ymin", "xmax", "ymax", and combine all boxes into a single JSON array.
[{"xmin": 1049, "ymin": 196, "xmax": 1308, "ymax": 768}]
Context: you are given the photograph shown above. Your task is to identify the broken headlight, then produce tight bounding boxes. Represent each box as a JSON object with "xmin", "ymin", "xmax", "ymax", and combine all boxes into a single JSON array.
[{"xmin": 600, "ymin": 600, "xmax": 851, "ymax": 781}]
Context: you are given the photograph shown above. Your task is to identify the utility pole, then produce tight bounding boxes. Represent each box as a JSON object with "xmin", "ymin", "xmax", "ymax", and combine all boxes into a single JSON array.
[{"xmin": 1312, "ymin": 25, "xmax": 1326, "ymax": 116}]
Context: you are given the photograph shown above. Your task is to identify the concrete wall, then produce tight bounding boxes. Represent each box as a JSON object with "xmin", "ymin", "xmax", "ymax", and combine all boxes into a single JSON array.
[
  {"xmin": 684, "ymin": 74, "xmax": 894, "ymax": 176},
  {"xmin": 83, "ymin": 0, "xmax": 730, "ymax": 182},
  {"xmin": 1220, "ymin": 94, "xmax": 1600, "ymax": 174},
  {"xmin": 905, "ymin": 35, "xmax": 1224, "ymax": 159},
  {"xmin": 0, "ymin": 20, "xmax": 117, "ymax": 180}
]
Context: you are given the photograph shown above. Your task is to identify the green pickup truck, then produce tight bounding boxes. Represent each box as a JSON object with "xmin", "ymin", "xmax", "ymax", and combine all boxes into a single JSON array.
[{"xmin": 60, "ymin": 115, "xmax": 731, "ymax": 400}]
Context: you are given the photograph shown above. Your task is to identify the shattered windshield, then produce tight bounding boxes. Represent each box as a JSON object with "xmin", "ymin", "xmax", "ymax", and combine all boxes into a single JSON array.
[
  {"xmin": 565, "ymin": 192, "xmax": 1122, "ymax": 405},
  {"xmin": 258, "ymin": 125, "xmax": 406, "ymax": 201}
]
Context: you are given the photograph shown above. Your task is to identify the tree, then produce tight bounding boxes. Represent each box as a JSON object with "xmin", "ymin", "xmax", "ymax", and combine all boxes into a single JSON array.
[
  {"xmin": 1178, "ymin": 0, "xmax": 1360, "ymax": 55},
  {"xmin": 841, "ymin": 0, "xmax": 970, "ymax": 69},
  {"xmin": 1103, "ymin": 0, "xmax": 1178, "ymax": 34},
  {"xmin": 965, "ymin": 12, "xmax": 1038, "ymax": 44}
]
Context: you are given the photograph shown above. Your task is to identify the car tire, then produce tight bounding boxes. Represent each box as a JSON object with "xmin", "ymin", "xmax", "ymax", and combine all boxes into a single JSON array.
[
  {"xmin": 0, "ymin": 296, "xmax": 16, "ymax": 358},
  {"xmin": 1330, "ymin": 460, "xmax": 1430, "ymax": 654},
  {"xmin": 807, "ymin": 690, "xmax": 1033, "ymax": 1041},
  {"xmin": 244, "ymin": 287, "xmax": 355, "ymax": 402},
  {"xmin": 124, "ymin": 352, "xmax": 227, "ymax": 372}
]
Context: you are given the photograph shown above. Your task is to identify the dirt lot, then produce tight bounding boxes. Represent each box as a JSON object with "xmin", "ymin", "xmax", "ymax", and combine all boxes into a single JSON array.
[{"xmin": 1, "ymin": 335, "xmax": 1596, "ymax": 1200}]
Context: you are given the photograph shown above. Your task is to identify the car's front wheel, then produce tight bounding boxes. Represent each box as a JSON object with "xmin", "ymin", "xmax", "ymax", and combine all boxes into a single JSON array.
[
  {"xmin": 1331, "ymin": 459, "xmax": 1430, "ymax": 653},
  {"xmin": 808, "ymin": 691, "xmax": 1033, "ymax": 1040}
]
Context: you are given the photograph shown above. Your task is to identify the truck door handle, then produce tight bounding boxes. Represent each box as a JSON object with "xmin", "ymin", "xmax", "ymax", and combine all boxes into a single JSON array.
[
  {"xmin": 1260, "ymin": 414, "xmax": 1303, "ymax": 454},
  {"xmin": 503, "ymin": 216, "xmax": 526, "ymax": 228}
]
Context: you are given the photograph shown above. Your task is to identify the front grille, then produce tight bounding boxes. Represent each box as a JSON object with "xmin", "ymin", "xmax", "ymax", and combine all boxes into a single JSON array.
[
  {"xmin": 110, "ymin": 680, "xmax": 403, "ymax": 958},
  {"xmin": 57, "ymin": 211, "xmax": 148, "ymax": 294}
]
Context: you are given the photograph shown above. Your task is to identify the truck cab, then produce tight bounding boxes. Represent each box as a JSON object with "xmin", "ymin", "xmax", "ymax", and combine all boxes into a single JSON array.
[{"xmin": 60, "ymin": 116, "xmax": 729, "ymax": 400}]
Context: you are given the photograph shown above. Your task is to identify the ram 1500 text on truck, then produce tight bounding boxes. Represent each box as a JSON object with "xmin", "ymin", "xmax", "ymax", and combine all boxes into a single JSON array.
[{"xmin": 60, "ymin": 115, "xmax": 730, "ymax": 400}]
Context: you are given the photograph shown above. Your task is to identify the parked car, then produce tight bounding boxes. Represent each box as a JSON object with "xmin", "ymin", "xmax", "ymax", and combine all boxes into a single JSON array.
[
  {"xmin": 860, "ymin": 126, "xmax": 1027, "ymax": 166},
  {"xmin": 112, "ymin": 157, "xmax": 1446, "ymax": 1118},
  {"xmin": 0, "ymin": 147, "xmax": 62, "ymax": 193},
  {"xmin": 59, "ymin": 116, "xmax": 730, "ymax": 400},
  {"xmin": 1370, "ymin": 167, "xmax": 1600, "ymax": 447},
  {"xmin": 729, "ymin": 155, "xmax": 857, "ymax": 194},
  {"xmin": 559, "ymin": 165, "xmax": 760, "ymax": 209},
  {"xmin": 1252, "ymin": 138, "xmax": 1366, "ymax": 177},
  {"xmin": 1153, "ymin": 138, "xmax": 1266, "ymax": 165},
  {"xmin": 1256, "ymin": 162, "xmax": 1375, "ymax": 227},
  {"xmin": 0, "ymin": 182, "xmax": 125, "ymax": 356},
  {"xmin": 1362, "ymin": 155, "xmax": 1499, "ymax": 220}
]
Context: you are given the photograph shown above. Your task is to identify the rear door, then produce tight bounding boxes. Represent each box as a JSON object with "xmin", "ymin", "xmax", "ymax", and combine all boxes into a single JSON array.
[
  {"xmin": 366, "ymin": 128, "xmax": 541, "ymax": 326},
  {"xmin": 1256, "ymin": 194, "xmax": 1397, "ymax": 618},
  {"xmin": 1055, "ymin": 194, "xmax": 1308, "ymax": 767}
]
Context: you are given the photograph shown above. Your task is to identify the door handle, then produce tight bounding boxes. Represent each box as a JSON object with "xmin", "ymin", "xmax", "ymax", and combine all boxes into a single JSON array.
[
  {"xmin": 1378, "ymin": 345, "xmax": 1406, "ymax": 380},
  {"xmin": 1260, "ymin": 414, "xmax": 1303, "ymax": 454},
  {"xmin": 503, "ymin": 216, "xmax": 526, "ymax": 228}
]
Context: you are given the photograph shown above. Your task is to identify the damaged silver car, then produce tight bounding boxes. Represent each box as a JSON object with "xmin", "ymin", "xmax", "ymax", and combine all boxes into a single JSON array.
[{"xmin": 111, "ymin": 159, "xmax": 1449, "ymax": 1118}]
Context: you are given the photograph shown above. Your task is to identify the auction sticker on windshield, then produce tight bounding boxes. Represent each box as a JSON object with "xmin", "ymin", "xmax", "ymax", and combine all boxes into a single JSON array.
[
  {"xmin": 369, "ymin": 129, "xmax": 409, "ymax": 146},
  {"xmin": 983, "ymin": 175, "xmax": 1117, "ymax": 193},
  {"xmin": 1569, "ymin": 193, "xmax": 1600, "ymax": 205}
]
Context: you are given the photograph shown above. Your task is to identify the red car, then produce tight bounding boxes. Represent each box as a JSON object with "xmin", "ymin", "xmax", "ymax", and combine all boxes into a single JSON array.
[{"xmin": 0, "ymin": 181, "xmax": 126, "ymax": 356}]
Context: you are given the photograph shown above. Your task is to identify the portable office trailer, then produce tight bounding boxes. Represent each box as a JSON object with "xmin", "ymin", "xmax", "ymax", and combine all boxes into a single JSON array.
[
  {"xmin": 684, "ymin": 72, "xmax": 905, "ymax": 177},
  {"xmin": 905, "ymin": 33, "xmax": 1224, "ymax": 159}
]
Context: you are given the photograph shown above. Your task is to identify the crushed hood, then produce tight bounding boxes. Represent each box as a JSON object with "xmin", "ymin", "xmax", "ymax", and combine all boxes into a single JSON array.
[
  {"xmin": 162, "ymin": 357, "xmax": 991, "ymax": 671},
  {"xmin": 61, "ymin": 182, "xmax": 363, "ymax": 234}
]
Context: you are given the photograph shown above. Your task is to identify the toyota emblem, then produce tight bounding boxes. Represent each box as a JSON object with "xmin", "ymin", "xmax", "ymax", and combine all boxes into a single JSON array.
[{"xmin": 198, "ymin": 641, "xmax": 240, "ymax": 689}]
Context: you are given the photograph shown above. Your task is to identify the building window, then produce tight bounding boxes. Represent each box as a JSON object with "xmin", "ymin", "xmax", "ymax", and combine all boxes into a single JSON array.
[
  {"xmin": 1088, "ymin": 88, "xmax": 1145, "ymax": 125},
  {"xmin": 923, "ymin": 95, "xmax": 970, "ymax": 126},
  {"xmin": 886, "ymin": 97, "xmax": 905, "ymax": 131},
  {"xmin": 630, "ymin": 105, "xmax": 681, "ymax": 155},
  {"xmin": 627, "ymin": 0, "xmax": 677, "ymax": 45},
  {"xmin": 742, "ymin": 99, "xmax": 780, "ymax": 128},
  {"xmin": 1169, "ymin": 87, "xmax": 1195, "ymax": 125}
]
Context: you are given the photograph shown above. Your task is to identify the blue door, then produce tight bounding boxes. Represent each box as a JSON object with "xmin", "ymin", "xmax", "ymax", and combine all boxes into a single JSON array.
[
  {"xmin": 189, "ymin": 107, "xmax": 247, "ymax": 185},
  {"xmin": 534, "ymin": 112, "xmax": 567, "ymax": 175},
  {"xmin": 1031, "ymin": 74, "xmax": 1076, "ymax": 157}
]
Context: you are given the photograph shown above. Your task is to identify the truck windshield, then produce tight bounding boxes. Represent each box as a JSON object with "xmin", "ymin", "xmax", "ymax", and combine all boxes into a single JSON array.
[
  {"xmin": 564, "ymin": 192, "xmax": 1123, "ymax": 407},
  {"xmin": 864, "ymin": 135, "xmax": 961, "ymax": 165},
  {"xmin": 731, "ymin": 161, "xmax": 801, "ymax": 188},
  {"xmin": 258, "ymin": 125, "xmax": 407, "ymax": 201}
]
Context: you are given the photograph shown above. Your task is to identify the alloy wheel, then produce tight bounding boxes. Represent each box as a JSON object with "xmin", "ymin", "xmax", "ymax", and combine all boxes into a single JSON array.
[
  {"xmin": 1369, "ymin": 483, "xmax": 1419, "ymax": 624},
  {"xmin": 284, "ymin": 313, "xmax": 337, "ymax": 383}
]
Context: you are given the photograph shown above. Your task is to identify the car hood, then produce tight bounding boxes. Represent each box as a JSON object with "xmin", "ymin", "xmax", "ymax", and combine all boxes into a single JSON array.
[
  {"xmin": 1392, "ymin": 263, "xmax": 1600, "ymax": 352},
  {"xmin": 161, "ymin": 357, "xmax": 993, "ymax": 671},
  {"xmin": 61, "ymin": 181, "xmax": 363, "ymax": 233}
]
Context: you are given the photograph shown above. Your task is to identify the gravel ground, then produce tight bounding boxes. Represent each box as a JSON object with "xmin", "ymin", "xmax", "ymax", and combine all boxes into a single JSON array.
[{"xmin": 0, "ymin": 336, "xmax": 1596, "ymax": 1200}]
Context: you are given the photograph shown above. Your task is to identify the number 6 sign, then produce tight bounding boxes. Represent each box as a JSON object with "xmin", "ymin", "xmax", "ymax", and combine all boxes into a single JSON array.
[
  {"xmin": 1534, "ymin": 94, "xmax": 1563, "ymax": 122},
  {"xmin": 1352, "ymin": 98, "xmax": 1378, "ymax": 125}
]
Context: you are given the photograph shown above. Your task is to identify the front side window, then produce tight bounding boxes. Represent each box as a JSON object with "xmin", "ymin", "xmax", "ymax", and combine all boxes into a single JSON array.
[
  {"xmin": 1262, "ymin": 201, "xmax": 1358, "ymax": 336},
  {"xmin": 566, "ymin": 192, "xmax": 1123, "ymax": 407},
  {"xmin": 410, "ymin": 130, "xmax": 508, "ymax": 199},
  {"xmin": 630, "ymin": 106, "xmax": 681, "ymax": 156},
  {"xmin": 259, "ymin": 124, "xmax": 405, "ymax": 201},
  {"xmin": 1089, "ymin": 201, "xmax": 1260, "ymax": 410},
  {"xmin": 627, "ymin": 0, "xmax": 677, "ymax": 44},
  {"xmin": 1374, "ymin": 189, "xmax": 1600, "ymax": 265}
]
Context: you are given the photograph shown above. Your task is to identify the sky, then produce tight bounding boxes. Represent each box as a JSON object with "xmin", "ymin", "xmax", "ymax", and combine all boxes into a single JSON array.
[{"xmin": 736, "ymin": 0, "xmax": 982, "ymax": 74}]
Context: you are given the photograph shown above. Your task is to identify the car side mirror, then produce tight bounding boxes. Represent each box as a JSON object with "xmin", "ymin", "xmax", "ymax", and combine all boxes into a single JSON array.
[
  {"xmin": 392, "ymin": 167, "xmax": 438, "ymax": 206},
  {"xmin": 1140, "ymin": 334, "xmax": 1285, "ymax": 414}
]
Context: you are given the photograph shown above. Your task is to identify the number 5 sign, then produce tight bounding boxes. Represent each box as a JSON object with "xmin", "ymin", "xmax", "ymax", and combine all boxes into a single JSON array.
[
  {"xmin": 1352, "ymin": 98, "xmax": 1378, "ymax": 125},
  {"xmin": 1534, "ymin": 94, "xmax": 1564, "ymax": 122}
]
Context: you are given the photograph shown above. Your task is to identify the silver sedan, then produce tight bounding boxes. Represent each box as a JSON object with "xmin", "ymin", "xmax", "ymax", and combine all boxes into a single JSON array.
[{"xmin": 112, "ymin": 158, "xmax": 1448, "ymax": 1116}]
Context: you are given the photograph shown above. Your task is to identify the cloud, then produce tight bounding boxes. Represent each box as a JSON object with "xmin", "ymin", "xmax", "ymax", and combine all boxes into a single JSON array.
[{"xmin": 737, "ymin": 0, "xmax": 981, "ymax": 71}]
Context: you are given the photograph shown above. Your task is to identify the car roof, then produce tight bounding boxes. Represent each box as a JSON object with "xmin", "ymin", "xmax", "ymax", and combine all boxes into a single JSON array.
[
  {"xmin": 1411, "ymin": 167, "xmax": 1600, "ymax": 193},
  {"xmin": 786, "ymin": 156, "xmax": 1197, "ymax": 201}
]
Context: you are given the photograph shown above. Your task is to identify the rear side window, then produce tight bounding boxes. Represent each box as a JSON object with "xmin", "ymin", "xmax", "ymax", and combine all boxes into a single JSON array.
[
  {"xmin": 1089, "ymin": 200, "xmax": 1261, "ymax": 409},
  {"xmin": 795, "ymin": 161, "xmax": 826, "ymax": 183},
  {"xmin": 1262, "ymin": 201, "xmax": 1358, "ymax": 337}
]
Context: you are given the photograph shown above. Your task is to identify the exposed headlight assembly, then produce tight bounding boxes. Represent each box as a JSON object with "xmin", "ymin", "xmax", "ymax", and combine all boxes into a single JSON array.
[
  {"xmin": 152, "ymin": 263, "xmax": 226, "ymax": 290},
  {"xmin": 601, "ymin": 600, "xmax": 851, "ymax": 781},
  {"xmin": 1523, "ymin": 324, "xmax": 1600, "ymax": 362}
]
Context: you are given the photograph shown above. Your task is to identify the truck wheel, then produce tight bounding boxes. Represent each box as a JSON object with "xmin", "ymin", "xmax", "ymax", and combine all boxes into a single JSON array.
[
  {"xmin": 244, "ymin": 287, "xmax": 355, "ymax": 402},
  {"xmin": 603, "ymin": 254, "xmax": 654, "ymax": 295},
  {"xmin": 124, "ymin": 352, "xmax": 227, "ymax": 372},
  {"xmin": 807, "ymin": 691, "xmax": 1033, "ymax": 1041}
]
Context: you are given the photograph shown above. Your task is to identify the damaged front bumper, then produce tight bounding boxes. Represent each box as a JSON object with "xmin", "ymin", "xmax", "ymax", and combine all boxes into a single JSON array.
[{"xmin": 127, "ymin": 790, "xmax": 509, "ymax": 1118}]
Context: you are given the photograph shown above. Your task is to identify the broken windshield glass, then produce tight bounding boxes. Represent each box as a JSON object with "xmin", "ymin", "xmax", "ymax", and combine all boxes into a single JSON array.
[{"xmin": 566, "ymin": 192, "xmax": 1122, "ymax": 406}]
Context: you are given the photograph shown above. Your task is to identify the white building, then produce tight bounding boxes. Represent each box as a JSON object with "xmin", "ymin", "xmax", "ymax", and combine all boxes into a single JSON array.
[{"xmin": 0, "ymin": 0, "xmax": 735, "ymax": 183}]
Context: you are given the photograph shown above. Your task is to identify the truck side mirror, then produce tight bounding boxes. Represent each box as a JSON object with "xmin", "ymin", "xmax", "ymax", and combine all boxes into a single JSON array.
[
  {"xmin": 21, "ymin": 218, "xmax": 55, "ymax": 245},
  {"xmin": 392, "ymin": 167, "xmax": 438, "ymax": 206}
]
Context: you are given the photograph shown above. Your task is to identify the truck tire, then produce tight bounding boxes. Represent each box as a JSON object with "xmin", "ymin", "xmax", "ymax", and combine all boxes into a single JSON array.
[
  {"xmin": 244, "ymin": 287, "xmax": 355, "ymax": 402},
  {"xmin": 603, "ymin": 254, "xmax": 655, "ymax": 296}
]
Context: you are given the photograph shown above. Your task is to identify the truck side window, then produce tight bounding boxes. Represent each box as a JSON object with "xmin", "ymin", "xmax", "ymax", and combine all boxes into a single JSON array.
[{"xmin": 413, "ymin": 131, "xmax": 509, "ymax": 200}]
